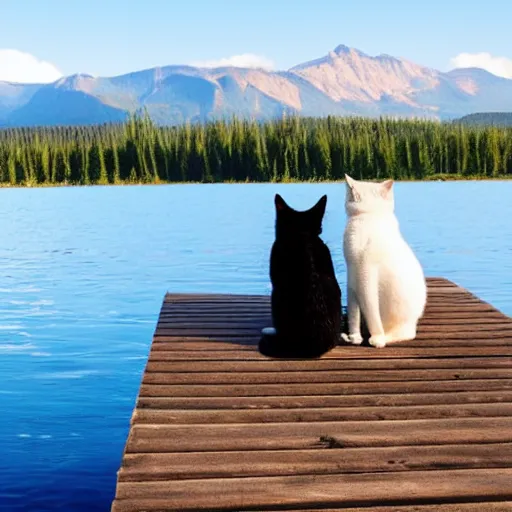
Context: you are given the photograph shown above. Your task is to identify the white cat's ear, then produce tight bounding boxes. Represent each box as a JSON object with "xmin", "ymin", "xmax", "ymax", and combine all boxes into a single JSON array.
[
  {"xmin": 381, "ymin": 179, "xmax": 394, "ymax": 198},
  {"xmin": 345, "ymin": 174, "xmax": 356, "ymax": 188},
  {"xmin": 345, "ymin": 174, "xmax": 361, "ymax": 201}
]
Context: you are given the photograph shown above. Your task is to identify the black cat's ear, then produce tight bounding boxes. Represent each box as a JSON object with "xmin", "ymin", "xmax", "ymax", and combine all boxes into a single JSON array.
[
  {"xmin": 312, "ymin": 194, "xmax": 327, "ymax": 219},
  {"xmin": 275, "ymin": 194, "xmax": 288, "ymax": 212}
]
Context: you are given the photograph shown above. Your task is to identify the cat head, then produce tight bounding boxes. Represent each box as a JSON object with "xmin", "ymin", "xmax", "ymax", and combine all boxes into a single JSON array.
[
  {"xmin": 274, "ymin": 193, "xmax": 327, "ymax": 238},
  {"xmin": 344, "ymin": 174, "xmax": 394, "ymax": 217}
]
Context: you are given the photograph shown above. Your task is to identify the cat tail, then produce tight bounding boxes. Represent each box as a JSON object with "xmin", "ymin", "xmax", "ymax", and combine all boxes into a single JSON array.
[{"xmin": 259, "ymin": 327, "xmax": 335, "ymax": 359}]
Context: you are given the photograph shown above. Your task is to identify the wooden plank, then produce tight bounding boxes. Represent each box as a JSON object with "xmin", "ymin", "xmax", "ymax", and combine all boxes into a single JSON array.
[
  {"xmin": 136, "ymin": 390, "xmax": 512, "ymax": 410},
  {"xmin": 112, "ymin": 500, "xmax": 512, "ymax": 512},
  {"xmin": 142, "ymin": 369, "xmax": 512, "ymax": 385},
  {"xmin": 140, "ymin": 378, "xmax": 512, "ymax": 397},
  {"xmin": 114, "ymin": 468, "xmax": 512, "ymax": 507},
  {"xmin": 412, "ymin": 331, "xmax": 512, "ymax": 339},
  {"xmin": 159, "ymin": 303, "xmax": 502, "ymax": 312},
  {"xmin": 162, "ymin": 292, "xmax": 477, "ymax": 302},
  {"xmin": 159, "ymin": 308, "xmax": 490, "ymax": 319},
  {"xmin": 159, "ymin": 299, "xmax": 492, "ymax": 310},
  {"xmin": 126, "ymin": 417, "xmax": 512, "ymax": 453},
  {"xmin": 119, "ymin": 443, "xmax": 512, "ymax": 481},
  {"xmin": 156, "ymin": 320, "xmax": 511, "ymax": 330},
  {"xmin": 152, "ymin": 329, "xmax": 512, "ymax": 340},
  {"xmin": 144, "ymin": 357, "xmax": 512, "ymax": 373},
  {"xmin": 152, "ymin": 336, "xmax": 259, "ymax": 345},
  {"xmin": 155, "ymin": 320, "xmax": 512, "ymax": 330},
  {"xmin": 157, "ymin": 315, "xmax": 510, "ymax": 325},
  {"xmin": 161, "ymin": 292, "xmax": 486, "ymax": 301},
  {"xmin": 148, "ymin": 346, "xmax": 512, "ymax": 360},
  {"xmin": 162, "ymin": 294, "xmax": 477, "ymax": 302},
  {"xmin": 150, "ymin": 337, "xmax": 512, "ymax": 349},
  {"xmin": 132, "ymin": 402, "xmax": 512, "ymax": 424},
  {"xmin": 158, "ymin": 304, "xmax": 493, "ymax": 315},
  {"xmin": 415, "ymin": 324, "xmax": 512, "ymax": 332},
  {"xmin": 164, "ymin": 293, "xmax": 268, "ymax": 301},
  {"xmin": 153, "ymin": 323, "xmax": 512, "ymax": 337}
]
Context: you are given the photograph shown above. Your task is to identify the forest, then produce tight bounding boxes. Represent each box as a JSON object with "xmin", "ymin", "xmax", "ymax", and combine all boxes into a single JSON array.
[{"xmin": 0, "ymin": 115, "xmax": 511, "ymax": 185}]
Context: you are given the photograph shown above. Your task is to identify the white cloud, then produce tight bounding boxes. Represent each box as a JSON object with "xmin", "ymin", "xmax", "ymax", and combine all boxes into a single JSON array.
[
  {"xmin": 450, "ymin": 52, "xmax": 512, "ymax": 79},
  {"xmin": 191, "ymin": 53, "xmax": 275, "ymax": 71},
  {"xmin": 0, "ymin": 49, "xmax": 63, "ymax": 83}
]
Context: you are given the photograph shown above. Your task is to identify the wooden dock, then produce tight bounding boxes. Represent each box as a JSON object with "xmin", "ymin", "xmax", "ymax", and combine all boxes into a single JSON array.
[{"xmin": 111, "ymin": 277, "xmax": 512, "ymax": 511}]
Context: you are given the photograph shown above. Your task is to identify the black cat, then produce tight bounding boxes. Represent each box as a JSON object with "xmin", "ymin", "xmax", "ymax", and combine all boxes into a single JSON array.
[{"xmin": 259, "ymin": 193, "xmax": 343, "ymax": 358}]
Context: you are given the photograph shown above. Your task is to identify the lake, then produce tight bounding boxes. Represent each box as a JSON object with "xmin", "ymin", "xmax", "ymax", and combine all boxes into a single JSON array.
[{"xmin": 0, "ymin": 181, "xmax": 511, "ymax": 512}]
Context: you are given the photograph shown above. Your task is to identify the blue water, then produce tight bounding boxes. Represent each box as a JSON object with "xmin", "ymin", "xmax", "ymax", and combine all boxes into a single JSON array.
[{"xmin": 0, "ymin": 182, "xmax": 511, "ymax": 512}]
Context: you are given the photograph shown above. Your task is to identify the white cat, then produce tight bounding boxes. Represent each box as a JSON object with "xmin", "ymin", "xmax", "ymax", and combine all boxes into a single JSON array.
[{"xmin": 341, "ymin": 174, "xmax": 427, "ymax": 348}]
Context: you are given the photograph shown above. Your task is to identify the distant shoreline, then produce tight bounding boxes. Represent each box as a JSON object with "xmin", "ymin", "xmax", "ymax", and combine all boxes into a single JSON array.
[{"xmin": 1, "ymin": 175, "xmax": 511, "ymax": 189}]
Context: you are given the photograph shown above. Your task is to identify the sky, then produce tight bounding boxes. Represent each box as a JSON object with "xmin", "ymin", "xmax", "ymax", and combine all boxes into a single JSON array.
[{"xmin": 1, "ymin": 0, "xmax": 511, "ymax": 83}]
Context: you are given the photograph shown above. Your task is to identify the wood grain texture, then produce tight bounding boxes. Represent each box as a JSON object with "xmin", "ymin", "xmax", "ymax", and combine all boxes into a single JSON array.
[{"xmin": 111, "ymin": 277, "xmax": 512, "ymax": 512}]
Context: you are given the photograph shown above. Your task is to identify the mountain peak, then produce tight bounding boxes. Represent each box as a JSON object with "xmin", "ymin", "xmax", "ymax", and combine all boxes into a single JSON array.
[
  {"xmin": 289, "ymin": 44, "xmax": 368, "ymax": 72},
  {"xmin": 333, "ymin": 44, "xmax": 351, "ymax": 55},
  {"xmin": 332, "ymin": 44, "xmax": 369, "ymax": 58},
  {"xmin": 331, "ymin": 46, "xmax": 405, "ymax": 64},
  {"xmin": 54, "ymin": 73, "xmax": 97, "ymax": 92}
]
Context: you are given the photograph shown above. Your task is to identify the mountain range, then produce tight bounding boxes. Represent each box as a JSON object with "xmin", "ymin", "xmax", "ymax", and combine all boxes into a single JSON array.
[
  {"xmin": 457, "ymin": 112, "xmax": 512, "ymax": 126},
  {"xmin": 1, "ymin": 44, "xmax": 512, "ymax": 127}
]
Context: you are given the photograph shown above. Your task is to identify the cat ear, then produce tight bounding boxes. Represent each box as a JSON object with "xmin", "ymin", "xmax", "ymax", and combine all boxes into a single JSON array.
[
  {"xmin": 311, "ymin": 194, "xmax": 327, "ymax": 218},
  {"xmin": 381, "ymin": 179, "xmax": 394, "ymax": 198},
  {"xmin": 345, "ymin": 174, "xmax": 361, "ymax": 201},
  {"xmin": 275, "ymin": 194, "xmax": 288, "ymax": 212},
  {"xmin": 345, "ymin": 174, "xmax": 356, "ymax": 189}
]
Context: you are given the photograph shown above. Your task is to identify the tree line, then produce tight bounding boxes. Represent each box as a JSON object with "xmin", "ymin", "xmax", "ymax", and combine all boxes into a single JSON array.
[{"xmin": 0, "ymin": 115, "xmax": 511, "ymax": 186}]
